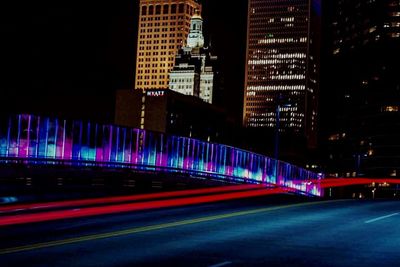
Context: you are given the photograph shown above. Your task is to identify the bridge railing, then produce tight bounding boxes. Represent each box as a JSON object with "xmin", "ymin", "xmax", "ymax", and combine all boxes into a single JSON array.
[{"xmin": 0, "ymin": 114, "xmax": 323, "ymax": 196}]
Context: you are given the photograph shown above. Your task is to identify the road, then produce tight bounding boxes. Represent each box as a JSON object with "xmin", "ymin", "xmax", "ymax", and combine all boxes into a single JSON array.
[{"xmin": 0, "ymin": 196, "xmax": 399, "ymax": 266}]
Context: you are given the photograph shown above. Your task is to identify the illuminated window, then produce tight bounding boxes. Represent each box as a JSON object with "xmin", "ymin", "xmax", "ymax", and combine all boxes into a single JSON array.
[
  {"xmin": 382, "ymin": 106, "xmax": 399, "ymax": 112},
  {"xmin": 328, "ymin": 134, "xmax": 340, "ymax": 141}
]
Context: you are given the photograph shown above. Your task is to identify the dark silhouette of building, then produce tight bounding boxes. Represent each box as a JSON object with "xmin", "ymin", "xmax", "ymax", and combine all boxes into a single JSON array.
[
  {"xmin": 115, "ymin": 89, "xmax": 230, "ymax": 143},
  {"xmin": 324, "ymin": 0, "xmax": 400, "ymax": 178}
]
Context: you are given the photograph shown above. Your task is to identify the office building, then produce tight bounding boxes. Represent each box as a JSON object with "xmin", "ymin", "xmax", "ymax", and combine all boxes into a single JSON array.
[
  {"xmin": 243, "ymin": 0, "xmax": 321, "ymax": 148},
  {"xmin": 115, "ymin": 89, "xmax": 228, "ymax": 142},
  {"xmin": 325, "ymin": 0, "xmax": 400, "ymax": 178},
  {"xmin": 135, "ymin": 0, "xmax": 201, "ymax": 90},
  {"xmin": 169, "ymin": 12, "xmax": 218, "ymax": 104}
]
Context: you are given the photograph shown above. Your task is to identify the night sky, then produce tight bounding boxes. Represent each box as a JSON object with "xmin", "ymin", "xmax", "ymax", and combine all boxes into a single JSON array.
[{"xmin": 1, "ymin": 1, "xmax": 247, "ymax": 123}]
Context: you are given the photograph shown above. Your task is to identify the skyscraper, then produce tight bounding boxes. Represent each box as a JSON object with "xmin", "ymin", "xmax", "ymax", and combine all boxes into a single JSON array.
[
  {"xmin": 135, "ymin": 0, "xmax": 201, "ymax": 90},
  {"xmin": 243, "ymin": 0, "xmax": 321, "ymax": 148},
  {"xmin": 325, "ymin": 0, "xmax": 400, "ymax": 178},
  {"xmin": 169, "ymin": 12, "xmax": 218, "ymax": 104}
]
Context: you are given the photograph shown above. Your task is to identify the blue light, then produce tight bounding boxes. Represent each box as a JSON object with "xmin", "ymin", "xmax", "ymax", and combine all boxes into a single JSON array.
[
  {"xmin": 0, "ymin": 114, "xmax": 323, "ymax": 196},
  {"xmin": 312, "ymin": 0, "xmax": 321, "ymax": 16}
]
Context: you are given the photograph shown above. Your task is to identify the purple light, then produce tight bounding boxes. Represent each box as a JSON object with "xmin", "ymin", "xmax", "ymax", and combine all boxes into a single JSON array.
[{"xmin": 0, "ymin": 114, "xmax": 323, "ymax": 196}]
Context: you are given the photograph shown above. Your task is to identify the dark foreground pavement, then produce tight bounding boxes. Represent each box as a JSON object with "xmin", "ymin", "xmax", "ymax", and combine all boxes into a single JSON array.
[{"xmin": 1, "ymin": 196, "xmax": 400, "ymax": 266}]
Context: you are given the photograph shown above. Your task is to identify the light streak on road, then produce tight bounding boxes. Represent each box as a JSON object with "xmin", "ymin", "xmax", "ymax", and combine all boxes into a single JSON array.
[
  {"xmin": 0, "ymin": 188, "xmax": 287, "ymax": 227},
  {"xmin": 0, "ymin": 184, "xmax": 268, "ymax": 214}
]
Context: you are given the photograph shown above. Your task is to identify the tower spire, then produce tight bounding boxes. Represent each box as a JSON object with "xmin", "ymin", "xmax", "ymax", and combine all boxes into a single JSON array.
[{"xmin": 186, "ymin": 10, "xmax": 205, "ymax": 48}]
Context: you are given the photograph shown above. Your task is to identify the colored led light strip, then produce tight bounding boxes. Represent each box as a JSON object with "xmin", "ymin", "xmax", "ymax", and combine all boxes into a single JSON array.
[{"xmin": 0, "ymin": 114, "xmax": 323, "ymax": 196}]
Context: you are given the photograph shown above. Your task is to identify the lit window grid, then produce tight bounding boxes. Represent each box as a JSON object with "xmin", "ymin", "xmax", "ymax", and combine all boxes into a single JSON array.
[
  {"xmin": 244, "ymin": 0, "xmax": 313, "ymax": 130},
  {"xmin": 135, "ymin": 0, "xmax": 201, "ymax": 90},
  {"xmin": 169, "ymin": 71, "xmax": 198, "ymax": 96},
  {"xmin": 245, "ymin": 104, "xmax": 305, "ymax": 129},
  {"xmin": 199, "ymin": 72, "xmax": 214, "ymax": 104}
]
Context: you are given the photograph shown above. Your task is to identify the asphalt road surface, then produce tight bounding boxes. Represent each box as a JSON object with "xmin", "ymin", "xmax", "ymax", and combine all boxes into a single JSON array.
[{"xmin": 1, "ymin": 195, "xmax": 400, "ymax": 266}]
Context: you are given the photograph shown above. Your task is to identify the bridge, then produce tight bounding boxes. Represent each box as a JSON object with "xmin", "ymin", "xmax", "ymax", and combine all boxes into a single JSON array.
[
  {"xmin": 0, "ymin": 114, "xmax": 323, "ymax": 196},
  {"xmin": 3, "ymin": 115, "xmax": 400, "ymax": 266}
]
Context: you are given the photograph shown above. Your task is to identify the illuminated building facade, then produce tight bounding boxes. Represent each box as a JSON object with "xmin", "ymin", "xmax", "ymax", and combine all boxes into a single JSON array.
[
  {"xmin": 325, "ymin": 0, "xmax": 400, "ymax": 178},
  {"xmin": 243, "ymin": 0, "xmax": 321, "ymax": 148},
  {"xmin": 135, "ymin": 0, "xmax": 201, "ymax": 90},
  {"xmin": 169, "ymin": 12, "xmax": 217, "ymax": 104}
]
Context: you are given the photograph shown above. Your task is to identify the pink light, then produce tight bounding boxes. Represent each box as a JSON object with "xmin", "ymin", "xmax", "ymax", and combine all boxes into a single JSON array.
[
  {"xmin": 0, "ymin": 187, "xmax": 287, "ymax": 227},
  {"xmin": 0, "ymin": 114, "xmax": 323, "ymax": 196},
  {"xmin": 0, "ymin": 184, "xmax": 268, "ymax": 214}
]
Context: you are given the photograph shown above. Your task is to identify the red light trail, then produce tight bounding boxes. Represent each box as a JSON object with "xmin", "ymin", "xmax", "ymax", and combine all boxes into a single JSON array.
[
  {"xmin": 0, "ymin": 184, "xmax": 267, "ymax": 214},
  {"xmin": 1, "ymin": 177, "xmax": 398, "ymax": 227},
  {"xmin": 0, "ymin": 187, "xmax": 287, "ymax": 227}
]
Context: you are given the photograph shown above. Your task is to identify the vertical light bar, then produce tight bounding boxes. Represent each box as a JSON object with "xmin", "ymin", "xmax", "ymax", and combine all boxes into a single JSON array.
[
  {"xmin": 204, "ymin": 142, "xmax": 209, "ymax": 171},
  {"xmin": 122, "ymin": 127, "xmax": 126, "ymax": 163},
  {"xmin": 153, "ymin": 132, "xmax": 158, "ymax": 166},
  {"xmin": 89, "ymin": 123, "xmax": 97, "ymax": 161},
  {"xmin": 65, "ymin": 120, "xmax": 72, "ymax": 160},
  {"xmin": 159, "ymin": 133, "xmax": 163, "ymax": 167},
  {"xmin": 44, "ymin": 118, "xmax": 49, "ymax": 158},
  {"xmin": 126, "ymin": 128, "xmax": 132, "ymax": 163},
  {"xmin": 26, "ymin": 115, "xmax": 31, "ymax": 158},
  {"xmin": 95, "ymin": 124, "xmax": 102, "ymax": 162},
  {"xmin": 0, "ymin": 114, "xmax": 323, "ymax": 196},
  {"xmin": 5, "ymin": 116, "xmax": 11, "ymax": 157},
  {"xmin": 175, "ymin": 136, "xmax": 179, "ymax": 168},
  {"xmin": 140, "ymin": 129, "xmax": 145, "ymax": 165},
  {"xmin": 108, "ymin": 125, "xmax": 113, "ymax": 162},
  {"xmin": 183, "ymin": 138, "xmax": 188, "ymax": 169},
  {"xmin": 200, "ymin": 141, "xmax": 205, "ymax": 172},
  {"xmin": 169, "ymin": 136, "xmax": 174, "ymax": 168},
  {"xmin": 146, "ymin": 131, "xmax": 151, "ymax": 167},
  {"xmin": 35, "ymin": 116, "xmax": 40, "ymax": 158},
  {"xmin": 223, "ymin": 146, "xmax": 227, "ymax": 176},
  {"xmin": 53, "ymin": 118, "xmax": 58, "ymax": 159},
  {"xmin": 16, "ymin": 114, "xmax": 21, "ymax": 157},
  {"xmin": 27, "ymin": 115, "xmax": 37, "ymax": 158},
  {"xmin": 209, "ymin": 143, "xmax": 214, "ymax": 172},
  {"xmin": 180, "ymin": 137, "xmax": 184, "ymax": 169},
  {"xmin": 193, "ymin": 139, "xmax": 198, "ymax": 171},
  {"xmin": 115, "ymin": 126, "xmax": 120, "ymax": 162},
  {"xmin": 61, "ymin": 119, "xmax": 66, "ymax": 159},
  {"xmin": 84, "ymin": 121, "xmax": 90, "ymax": 161},
  {"xmin": 134, "ymin": 129, "xmax": 139, "ymax": 164}
]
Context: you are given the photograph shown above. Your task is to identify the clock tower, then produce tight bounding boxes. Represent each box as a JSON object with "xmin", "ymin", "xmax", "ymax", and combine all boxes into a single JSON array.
[{"xmin": 186, "ymin": 11, "xmax": 204, "ymax": 48}]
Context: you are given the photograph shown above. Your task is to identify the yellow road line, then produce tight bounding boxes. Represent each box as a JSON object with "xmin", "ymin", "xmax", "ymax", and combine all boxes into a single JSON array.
[{"xmin": 0, "ymin": 200, "xmax": 346, "ymax": 255}]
